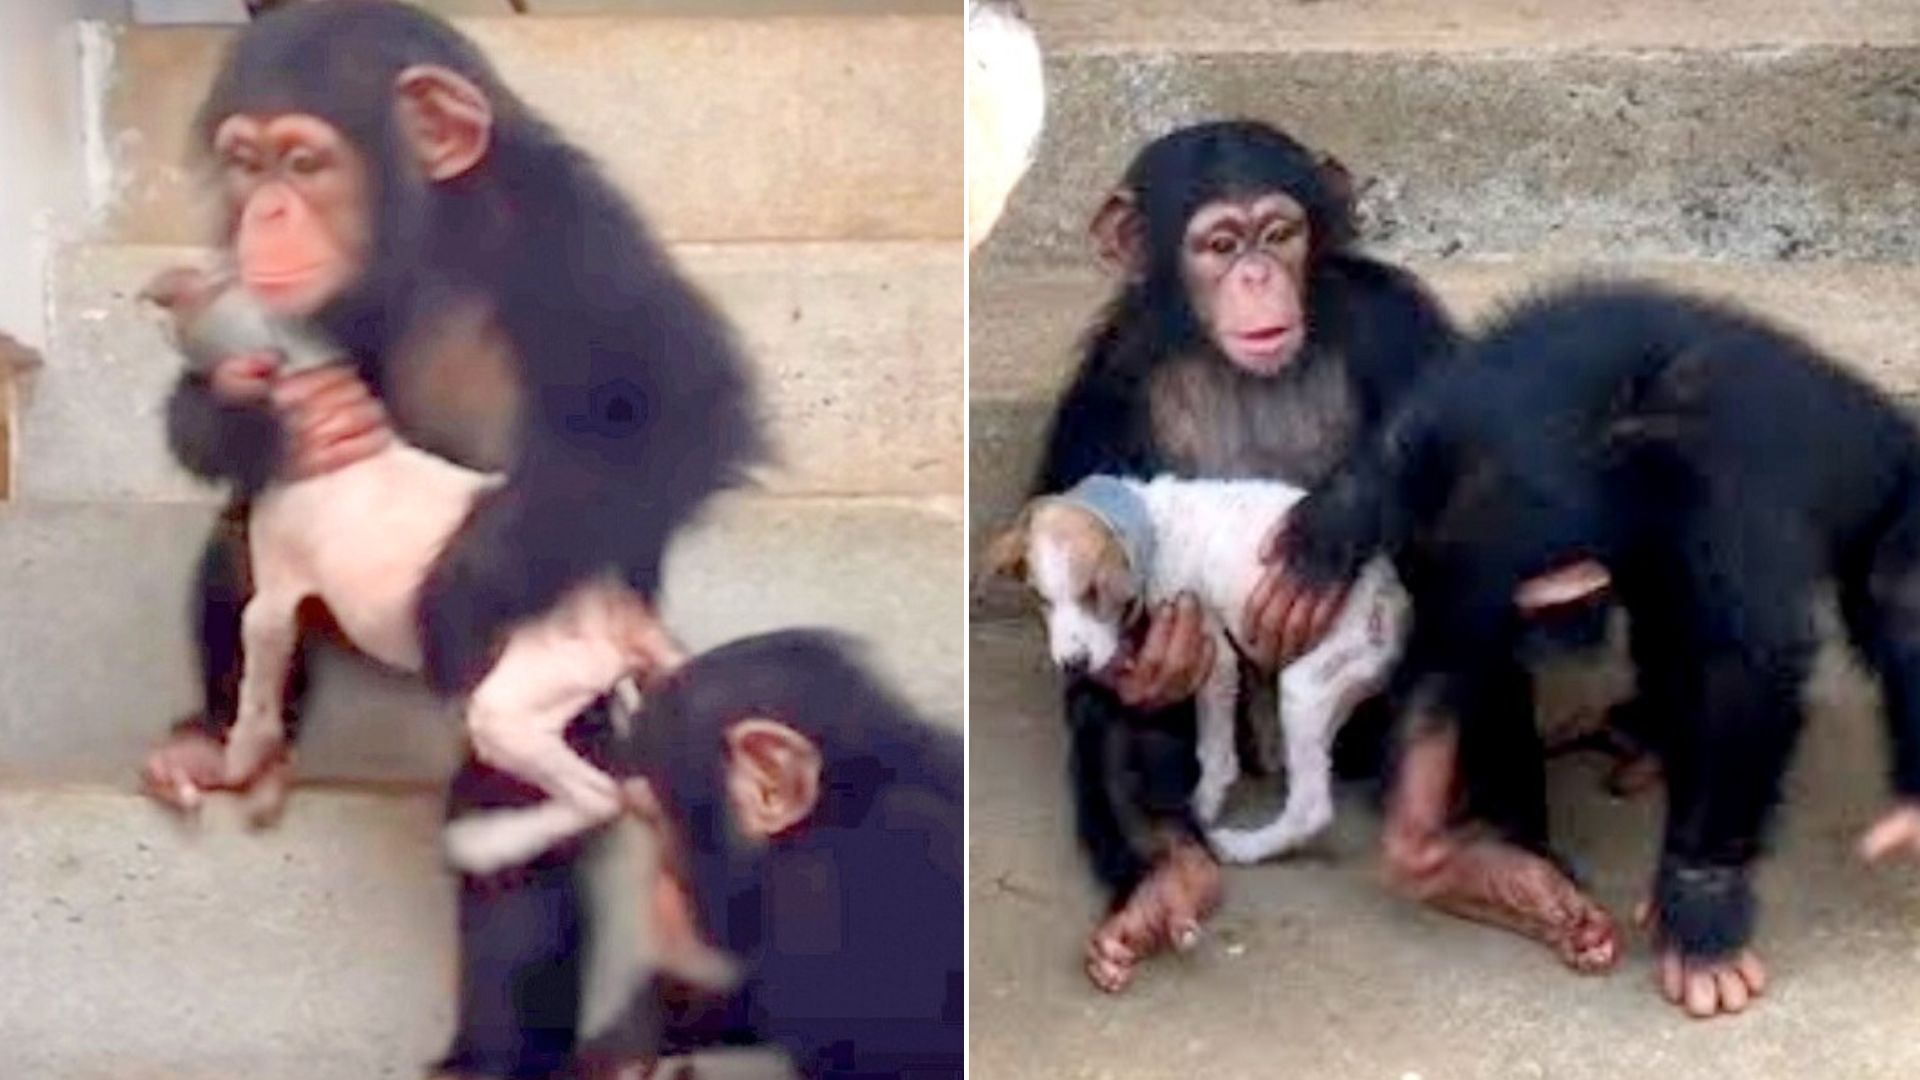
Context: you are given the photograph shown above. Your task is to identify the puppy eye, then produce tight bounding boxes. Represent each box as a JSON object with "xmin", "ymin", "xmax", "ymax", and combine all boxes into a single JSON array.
[{"xmin": 1079, "ymin": 583, "xmax": 1099, "ymax": 605}]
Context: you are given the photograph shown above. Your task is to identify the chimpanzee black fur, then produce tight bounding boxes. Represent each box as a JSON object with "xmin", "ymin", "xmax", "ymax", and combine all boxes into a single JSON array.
[
  {"xmin": 1032, "ymin": 120, "xmax": 1463, "ymax": 902},
  {"xmin": 618, "ymin": 631, "xmax": 962, "ymax": 1079},
  {"xmin": 166, "ymin": 0, "xmax": 762, "ymax": 696},
  {"xmin": 1285, "ymin": 279, "xmax": 1920, "ymax": 961}
]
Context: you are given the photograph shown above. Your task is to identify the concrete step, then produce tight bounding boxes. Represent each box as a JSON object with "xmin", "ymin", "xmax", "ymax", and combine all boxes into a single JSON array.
[
  {"xmin": 31, "ymin": 241, "xmax": 960, "ymax": 502},
  {"xmin": 1024, "ymin": 0, "xmax": 1920, "ymax": 55},
  {"xmin": 0, "ymin": 493, "xmax": 960, "ymax": 785},
  {"xmin": 85, "ymin": 13, "xmax": 958, "ymax": 246},
  {"xmin": 968, "ymin": 259, "xmax": 1920, "ymax": 605},
  {"xmin": 967, "ymin": 619, "xmax": 1920, "ymax": 1080},
  {"xmin": 0, "ymin": 787, "xmax": 454, "ymax": 1080},
  {"xmin": 976, "ymin": 41, "xmax": 1920, "ymax": 269}
]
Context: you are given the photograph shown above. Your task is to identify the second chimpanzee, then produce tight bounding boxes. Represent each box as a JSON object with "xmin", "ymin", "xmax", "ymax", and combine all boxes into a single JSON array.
[
  {"xmin": 1284, "ymin": 279, "xmax": 1920, "ymax": 1017},
  {"xmin": 446, "ymin": 630, "xmax": 963, "ymax": 1079},
  {"xmin": 1028, "ymin": 120, "xmax": 1463, "ymax": 991}
]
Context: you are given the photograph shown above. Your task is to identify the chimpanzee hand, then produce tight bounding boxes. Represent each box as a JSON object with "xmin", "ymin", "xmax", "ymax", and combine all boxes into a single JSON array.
[
  {"xmin": 266, "ymin": 364, "xmax": 393, "ymax": 478},
  {"xmin": 1099, "ymin": 594, "xmax": 1216, "ymax": 711},
  {"xmin": 203, "ymin": 354, "xmax": 391, "ymax": 479},
  {"xmin": 1858, "ymin": 801, "xmax": 1920, "ymax": 863},
  {"xmin": 1242, "ymin": 516, "xmax": 1351, "ymax": 672}
]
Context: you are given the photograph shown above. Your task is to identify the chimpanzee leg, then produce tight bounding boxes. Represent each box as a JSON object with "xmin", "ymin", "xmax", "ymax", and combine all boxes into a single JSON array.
[
  {"xmin": 1381, "ymin": 654, "xmax": 1619, "ymax": 972},
  {"xmin": 1644, "ymin": 515, "xmax": 1818, "ymax": 1017},
  {"xmin": 1842, "ymin": 492, "xmax": 1920, "ymax": 800},
  {"xmin": 1068, "ymin": 681, "xmax": 1221, "ymax": 993},
  {"xmin": 438, "ymin": 857, "xmax": 584, "ymax": 1078}
]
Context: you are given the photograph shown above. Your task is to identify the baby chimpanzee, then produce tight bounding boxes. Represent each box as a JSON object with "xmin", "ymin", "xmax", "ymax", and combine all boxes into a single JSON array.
[
  {"xmin": 449, "ymin": 630, "xmax": 963, "ymax": 1078},
  {"xmin": 1286, "ymin": 280, "xmax": 1920, "ymax": 1018}
]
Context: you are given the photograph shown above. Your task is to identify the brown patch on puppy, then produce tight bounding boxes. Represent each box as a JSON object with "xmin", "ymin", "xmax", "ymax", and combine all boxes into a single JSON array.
[{"xmin": 1027, "ymin": 499, "xmax": 1134, "ymax": 614}]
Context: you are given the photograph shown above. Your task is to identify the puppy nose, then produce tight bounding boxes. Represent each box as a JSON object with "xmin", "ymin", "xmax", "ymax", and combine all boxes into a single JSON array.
[{"xmin": 1060, "ymin": 654, "xmax": 1091, "ymax": 677}]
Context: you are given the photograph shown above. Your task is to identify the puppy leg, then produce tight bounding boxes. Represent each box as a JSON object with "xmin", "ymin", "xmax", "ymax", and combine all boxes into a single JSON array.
[
  {"xmin": 223, "ymin": 586, "xmax": 303, "ymax": 789},
  {"xmin": 1190, "ymin": 635, "xmax": 1240, "ymax": 825},
  {"xmin": 451, "ymin": 585, "xmax": 680, "ymax": 874},
  {"xmin": 1207, "ymin": 667, "xmax": 1336, "ymax": 863}
]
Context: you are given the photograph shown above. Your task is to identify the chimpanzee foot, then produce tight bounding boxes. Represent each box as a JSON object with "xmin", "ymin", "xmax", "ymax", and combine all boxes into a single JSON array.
[
  {"xmin": 1394, "ymin": 837, "xmax": 1620, "ymax": 973},
  {"xmin": 1634, "ymin": 901, "xmax": 1767, "ymax": 1018},
  {"xmin": 1084, "ymin": 840, "xmax": 1222, "ymax": 994}
]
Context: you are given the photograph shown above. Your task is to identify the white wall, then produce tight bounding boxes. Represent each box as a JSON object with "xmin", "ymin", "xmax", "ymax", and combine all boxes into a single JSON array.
[{"xmin": 0, "ymin": 2, "xmax": 97, "ymax": 351}]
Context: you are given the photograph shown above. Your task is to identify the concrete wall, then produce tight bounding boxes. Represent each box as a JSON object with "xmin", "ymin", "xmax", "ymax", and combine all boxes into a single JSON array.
[{"xmin": 0, "ymin": 4, "xmax": 92, "ymax": 351}]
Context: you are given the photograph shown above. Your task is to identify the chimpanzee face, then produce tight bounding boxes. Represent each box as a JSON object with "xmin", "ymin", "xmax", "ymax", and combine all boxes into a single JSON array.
[
  {"xmin": 1180, "ymin": 192, "xmax": 1312, "ymax": 375},
  {"xmin": 205, "ymin": 66, "xmax": 493, "ymax": 319}
]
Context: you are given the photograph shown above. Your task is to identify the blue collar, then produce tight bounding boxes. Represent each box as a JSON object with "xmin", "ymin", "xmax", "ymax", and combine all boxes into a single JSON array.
[{"xmin": 1049, "ymin": 475, "xmax": 1156, "ymax": 597}]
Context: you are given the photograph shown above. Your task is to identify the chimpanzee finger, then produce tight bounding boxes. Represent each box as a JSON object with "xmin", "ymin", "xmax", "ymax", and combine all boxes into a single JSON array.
[
  {"xmin": 269, "ymin": 364, "xmax": 360, "ymax": 410},
  {"xmin": 1117, "ymin": 603, "xmax": 1176, "ymax": 700},
  {"xmin": 1306, "ymin": 582, "xmax": 1351, "ymax": 647},
  {"xmin": 1240, "ymin": 569, "xmax": 1283, "ymax": 664},
  {"xmin": 1278, "ymin": 587, "xmax": 1320, "ymax": 665},
  {"xmin": 299, "ymin": 426, "xmax": 394, "ymax": 478},
  {"xmin": 1257, "ymin": 514, "xmax": 1295, "ymax": 565},
  {"xmin": 1249, "ymin": 571, "xmax": 1301, "ymax": 669},
  {"xmin": 285, "ymin": 378, "xmax": 381, "ymax": 436},
  {"xmin": 208, "ymin": 351, "xmax": 280, "ymax": 403}
]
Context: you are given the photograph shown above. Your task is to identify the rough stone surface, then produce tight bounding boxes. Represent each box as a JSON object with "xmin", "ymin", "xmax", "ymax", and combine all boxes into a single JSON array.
[
  {"xmin": 89, "ymin": 15, "xmax": 959, "ymax": 246},
  {"xmin": 0, "ymin": 788, "xmax": 456, "ymax": 1080},
  {"xmin": 967, "ymin": 258, "xmax": 1920, "ymax": 607},
  {"xmin": 969, "ymin": 619, "xmax": 1920, "ymax": 1080},
  {"xmin": 33, "ymin": 242, "xmax": 960, "ymax": 502},
  {"xmin": 977, "ymin": 45, "xmax": 1920, "ymax": 269},
  {"xmin": 0, "ymin": 494, "xmax": 960, "ymax": 784},
  {"xmin": 1025, "ymin": 0, "xmax": 1920, "ymax": 54}
]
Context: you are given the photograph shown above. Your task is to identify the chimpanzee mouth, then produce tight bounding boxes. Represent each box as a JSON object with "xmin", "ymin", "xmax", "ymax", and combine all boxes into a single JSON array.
[{"xmin": 1234, "ymin": 325, "xmax": 1298, "ymax": 352}]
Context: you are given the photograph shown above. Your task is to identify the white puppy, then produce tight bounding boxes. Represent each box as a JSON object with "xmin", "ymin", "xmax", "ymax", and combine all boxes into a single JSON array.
[
  {"xmin": 989, "ymin": 474, "xmax": 1408, "ymax": 863},
  {"xmin": 144, "ymin": 267, "xmax": 683, "ymax": 872}
]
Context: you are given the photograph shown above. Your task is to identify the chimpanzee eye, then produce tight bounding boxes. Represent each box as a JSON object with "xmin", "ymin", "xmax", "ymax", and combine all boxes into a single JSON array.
[
  {"xmin": 1205, "ymin": 233, "xmax": 1239, "ymax": 257},
  {"xmin": 285, "ymin": 146, "xmax": 325, "ymax": 176},
  {"xmin": 1262, "ymin": 219, "xmax": 1302, "ymax": 248}
]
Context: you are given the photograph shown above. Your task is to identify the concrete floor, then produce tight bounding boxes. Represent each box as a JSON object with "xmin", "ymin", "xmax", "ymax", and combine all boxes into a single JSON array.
[{"xmin": 969, "ymin": 619, "xmax": 1920, "ymax": 1080}]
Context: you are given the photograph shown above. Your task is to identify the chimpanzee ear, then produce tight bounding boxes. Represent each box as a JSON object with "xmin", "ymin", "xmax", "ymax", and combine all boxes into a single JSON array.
[
  {"xmin": 724, "ymin": 718, "xmax": 823, "ymax": 839},
  {"xmin": 1088, "ymin": 189, "xmax": 1147, "ymax": 281},
  {"xmin": 394, "ymin": 65, "xmax": 493, "ymax": 181},
  {"xmin": 1515, "ymin": 559, "xmax": 1612, "ymax": 613},
  {"xmin": 983, "ymin": 508, "xmax": 1033, "ymax": 582},
  {"xmin": 1317, "ymin": 152, "xmax": 1357, "ymax": 213}
]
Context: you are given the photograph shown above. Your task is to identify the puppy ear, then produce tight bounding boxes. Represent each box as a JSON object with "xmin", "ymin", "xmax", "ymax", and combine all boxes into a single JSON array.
[
  {"xmin": 1088, "ymin": 189, "xmax": 1147, "ymax": 281},
  {"xmin": 983, "ymin": 511, "xmax": 1032, "ymax": 581},
  {"xmin": 1092, "ymin": 541, "xmax": 1139, "ymax": 612},
  {"xmin": 724, "ymin": 718, "xmax": 823, "ymax": 840}
]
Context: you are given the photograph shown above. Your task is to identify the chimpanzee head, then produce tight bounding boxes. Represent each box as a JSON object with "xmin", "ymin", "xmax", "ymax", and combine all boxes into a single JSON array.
[
  {"xmin": 1090, "ymin": 120, "xmax": 1357, "ymax": 374},
  {"xmin": 192, "ymin": 0, "xmax": 532, "ymax": 328},
  {"xmin": 623, "ymin": 630, "xmax": 928, "ymax": 963}
]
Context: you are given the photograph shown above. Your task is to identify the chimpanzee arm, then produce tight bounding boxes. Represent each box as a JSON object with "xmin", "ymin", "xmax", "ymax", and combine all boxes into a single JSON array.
[
  {"xmin": 1031, "ymin": 327, "xmax": 1162, "ymax": 497},
  {"xmin": 415, "ymin": 215, "xmax": 762, "ymax": 695},
  {"xmin": 164, "ymin": 372, "xmax": 285, "ymax": 496},
  {"xmin": 1283, "ymin": 257, "xmax": 1460, "ymax": 587}
]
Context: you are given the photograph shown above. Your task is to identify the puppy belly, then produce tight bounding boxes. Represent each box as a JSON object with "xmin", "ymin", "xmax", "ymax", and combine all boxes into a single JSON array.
[{"xmin": 255, "ymin": 460, "xmax": 486, "ymax": 673}]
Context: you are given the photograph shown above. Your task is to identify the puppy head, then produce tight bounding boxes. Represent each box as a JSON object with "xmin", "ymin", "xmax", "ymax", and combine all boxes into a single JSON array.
[{"xmin": 988, "ymin": 500, "xmax": 1140, "ymax": 675}]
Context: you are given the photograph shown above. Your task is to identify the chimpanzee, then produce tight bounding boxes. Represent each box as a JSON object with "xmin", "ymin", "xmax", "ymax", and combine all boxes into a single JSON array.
[
  {"xmin": 446, "ymin": 630, "xmax": 963, "ymax": 1079},
  {"xmin": 130, "ymin": 1, "xmax": 759, "ymax": 1071},
  {"xmin": 1027, "ymin": 119, "xmax": 1463, "ymax": 991},
  {"xmin": 1282, "ymin": 279, "xmax": 1920, "ymax": 1017}
]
